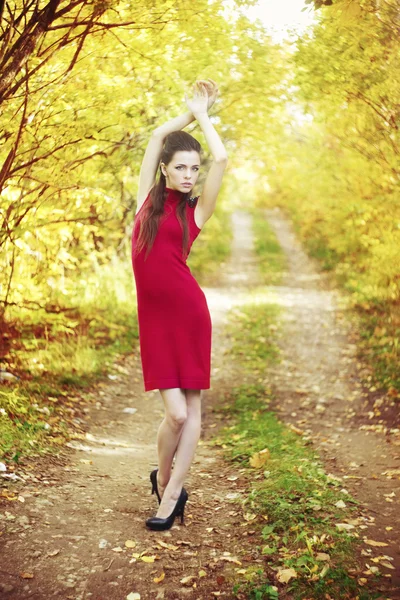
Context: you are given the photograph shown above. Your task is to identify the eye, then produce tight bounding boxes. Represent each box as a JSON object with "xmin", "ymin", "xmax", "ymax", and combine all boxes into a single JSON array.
[
  {"xmin": 176, "ymin": 166, "xmax": 184, "ymax": 170},
  {"xmin": 193, "ymin": 167, "xmax": 199, "ymax": 171}
]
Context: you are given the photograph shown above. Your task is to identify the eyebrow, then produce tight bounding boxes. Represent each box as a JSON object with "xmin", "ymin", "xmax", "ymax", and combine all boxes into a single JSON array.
[{"xmin": 175, "ymin": 163, "xmax": 200, "ymax": 167}]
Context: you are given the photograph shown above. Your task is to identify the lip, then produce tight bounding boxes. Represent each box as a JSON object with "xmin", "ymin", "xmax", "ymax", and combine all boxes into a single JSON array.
[{"xmin": 182, "ymin": 183, "xmax": 192, "ymax": 187}]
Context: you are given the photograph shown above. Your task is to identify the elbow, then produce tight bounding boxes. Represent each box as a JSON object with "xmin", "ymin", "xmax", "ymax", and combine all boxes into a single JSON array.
[
  {"xmin": 151, "ymin": 128, "xmax": 164, "ymax": 140},
  {"xmin": 214, "ymin": 155, "xmax": 228, "ymax": 166}
]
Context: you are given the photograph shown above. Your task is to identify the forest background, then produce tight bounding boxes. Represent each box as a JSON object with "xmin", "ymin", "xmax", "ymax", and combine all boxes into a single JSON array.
[{"xmin": 1, "ymin": 0, "xmax": 399, "ymax": 445}]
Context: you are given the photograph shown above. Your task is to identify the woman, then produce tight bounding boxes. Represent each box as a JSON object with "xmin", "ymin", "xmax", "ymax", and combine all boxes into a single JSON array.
[{"xmin": 131, "ymin": 80, "xmax": 228, "ymax": 531}]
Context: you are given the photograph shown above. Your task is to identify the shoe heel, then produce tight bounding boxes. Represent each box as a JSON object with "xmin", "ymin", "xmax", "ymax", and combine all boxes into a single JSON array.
[
  {"xmin": 179, "ymin": 492, "xmax": 188, "ymax": 524},
  {"xmin": 150, "ymin": 469, "xmax": 161, "ymax": 503},
  {"xmin": 146, "ymin": 488, "xmax": 188, "ymax": 531}
]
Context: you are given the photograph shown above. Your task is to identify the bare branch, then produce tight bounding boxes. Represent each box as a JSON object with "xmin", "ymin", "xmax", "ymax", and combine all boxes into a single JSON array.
[{"xmin": 0, "ymin": 65, "xmax": 29, "ymax": 192}]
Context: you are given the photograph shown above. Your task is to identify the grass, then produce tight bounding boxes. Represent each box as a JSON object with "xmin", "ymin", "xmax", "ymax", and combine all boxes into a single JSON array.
[
  {"xmin": 213, "ymin": 382, "xmax": 375, "ymax": 599},
  {"xmin": 207, "ymin": 216, "xmax": 383, "ymax": 599},
  {"xmin": 250, "ymin": 207, "xmax": 287, "ymax": 285},
  {"xmin": 0, "ymin": 256, "xmax": 138, "ymax": 462}
]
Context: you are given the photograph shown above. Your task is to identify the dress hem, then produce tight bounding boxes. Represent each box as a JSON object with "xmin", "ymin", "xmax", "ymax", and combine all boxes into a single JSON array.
[{"xmin": 144, "ymin": 378, "xmax": 210, "ymax": 392}]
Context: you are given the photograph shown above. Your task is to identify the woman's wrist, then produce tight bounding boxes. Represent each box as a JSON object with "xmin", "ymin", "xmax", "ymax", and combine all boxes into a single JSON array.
[
  {"xmin": 193, "ymin": 111, "xmax": 210, "ymax": 121},
  {"xmin": 184, "ymin": 110, "xmax": 196, "ymax": 123}
]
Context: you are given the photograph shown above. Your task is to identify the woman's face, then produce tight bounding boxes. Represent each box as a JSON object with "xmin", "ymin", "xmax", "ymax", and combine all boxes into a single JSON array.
[{"xmin": 161, "ymin": 150, "xmax": 201, "ymax": 194}]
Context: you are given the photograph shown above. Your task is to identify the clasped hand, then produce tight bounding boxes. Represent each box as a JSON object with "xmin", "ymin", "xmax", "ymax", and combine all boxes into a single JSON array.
[{"xmin": 185, "ymin": 79, "xmax": 219, "ymax": 117}]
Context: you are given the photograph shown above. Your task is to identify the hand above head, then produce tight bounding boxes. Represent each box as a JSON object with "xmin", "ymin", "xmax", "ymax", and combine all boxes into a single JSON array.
[
  {"xmin": 197, "ymin": 79, "xmax": 219, "ymax": 111},
  {"xmin": 185, "ymin": 81, "xmax": 209, "ymax": 117}
]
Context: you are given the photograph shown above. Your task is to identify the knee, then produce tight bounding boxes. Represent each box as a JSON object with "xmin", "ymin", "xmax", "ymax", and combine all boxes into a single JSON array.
[{"xmin": 167, "ymin": 410, "xmax": 187, "ymax": 431}]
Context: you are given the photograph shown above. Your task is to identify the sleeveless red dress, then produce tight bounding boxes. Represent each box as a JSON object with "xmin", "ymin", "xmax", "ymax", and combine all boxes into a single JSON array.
[{"xmin": 131, "ymin": 187, "xmax": 212, "ymax": 392}]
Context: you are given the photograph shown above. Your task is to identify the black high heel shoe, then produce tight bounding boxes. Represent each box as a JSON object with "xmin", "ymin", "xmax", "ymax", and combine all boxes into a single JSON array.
[
  {"xmin": 150, "ymin": 469, "xmax": 162, "ymax": 504},
  {"xmin": 146, "ymin": 488, "xmax": 189, "ymax": 531}
]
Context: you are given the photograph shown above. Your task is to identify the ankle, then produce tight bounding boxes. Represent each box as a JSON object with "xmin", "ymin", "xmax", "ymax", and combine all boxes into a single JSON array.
[
  {"xmin": 157, "ymin": 470, "xmax": 170, "ymax": 489},
  {"xmin": 163, "ymin": 480, "xmax": 183, "ymax": 499}
]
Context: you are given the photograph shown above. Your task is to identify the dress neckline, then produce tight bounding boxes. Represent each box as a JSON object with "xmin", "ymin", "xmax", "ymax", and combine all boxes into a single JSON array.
[{"xmin": 165, "ymin": 187, "xmax": 184, "ymax": 202}]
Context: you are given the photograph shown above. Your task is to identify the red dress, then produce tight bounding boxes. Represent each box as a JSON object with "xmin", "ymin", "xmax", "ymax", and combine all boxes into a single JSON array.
[{"xmin": 131, "ymin": 187, "xmax": 212, "ymax": 392}]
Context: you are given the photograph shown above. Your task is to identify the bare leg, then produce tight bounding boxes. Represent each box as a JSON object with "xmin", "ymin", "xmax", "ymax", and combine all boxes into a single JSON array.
[
  {"xmin": 156, "ymin": 388, "xmax": 187, "ymax": 499},
  {"xmin": 155, "ymin": 389, "xmax": 202, "ymax": 519}
]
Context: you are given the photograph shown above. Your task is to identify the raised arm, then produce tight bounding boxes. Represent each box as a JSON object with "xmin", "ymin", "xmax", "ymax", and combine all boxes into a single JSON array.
[
  {"xmin": 185, "ymin": 82, "xmax": 228, "ymax": 226},
  {"xmin": 137, "ymin": 111, "xmax": 195, "ymax": 206}
]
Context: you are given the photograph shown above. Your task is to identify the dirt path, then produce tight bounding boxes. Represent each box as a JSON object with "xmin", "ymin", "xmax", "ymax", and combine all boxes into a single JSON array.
[
  {"xmin": 265, "ymin": 208, "xmax": 400, "ymax": 589},
  {"xmin": 0, "ymin": 211, "xmax": 261, "ymax": 600},
  {"xmin": 1, "ymin": 208, "xmax": 399, "ymax": 598}
]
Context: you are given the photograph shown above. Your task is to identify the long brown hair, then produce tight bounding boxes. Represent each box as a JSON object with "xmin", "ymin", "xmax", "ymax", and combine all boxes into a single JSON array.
[{"xmin": 134, "ymin": 131, "xmax": 202, "ymax": 261}]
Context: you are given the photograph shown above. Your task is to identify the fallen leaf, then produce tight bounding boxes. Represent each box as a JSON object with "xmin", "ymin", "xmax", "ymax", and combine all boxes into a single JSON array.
[
  {"xmin": 364, "ymin": 539, "xmax": 389, "ymax": 547},
  {"xmin": 20, "ymin": 572, "xmax": 34, "ymax": 579},
  {"xmin": 316, "ymin": 553, "xmax": 330, "ymax": 561},
  {"xmin": 156, "ymin": 539, "xmax": 179, "ymax": 550},
  {"xmin": 336, "ymin": 523, "xmax": 355, "ymax": 532},
  {"xmin": 289, "ymin": 424, "xmax": 304, "ymax": 435},
  {"xmin": 249, "ymin": 448, "xmax": 271, "ymax": 468},
  {"xmin": 140, "ymin": 555, "xmax": 156, "ymax": 563},
  {"xmin": 198, "ymin": 570, "xmax": 207, "ymax": 577},
  {"xmin": 277, "ymin": 568, "xmax": 297, "ymax": 584},
  {"xmin": 371, "ymin": 555, "xmax": 392, "ymax": 563},
  {"xmin": 219, "ymin": 556, "xmax": 242, "ymax": 565},
  {"xmin": 180, "ymin": 575, "xmax": 196, "ymax": 585},
  {"xmin": 112, "ymin": 546, "xmax": 123, "ymax": 552},
  {"xmin": 47, "ymin": 549, "xmax": 61, "ymax": 557},
  {"xmin": 243, "ymin": 513, "xmax": 257, "ymax": 522},
  {"xmin": 153, "ymin": 572, "xmax": 165, "ymax": 583},
  {"xmin": 335, "ymin": 500, "xmax": 346, "ymax": 509},
  {"xmin": 176, "ymin": 540, "xmax": 192, "ymax": 546},
  {"xmin": 319, "ymin": 564, "xmax": 330, "ymax": 579},
  {"xmin": 125, "ymin": 540, "xmax": 136, "ymax": 548},
  {"xmin": 126, "ymin": 593, "xmax": 141, "ymax": 600}
]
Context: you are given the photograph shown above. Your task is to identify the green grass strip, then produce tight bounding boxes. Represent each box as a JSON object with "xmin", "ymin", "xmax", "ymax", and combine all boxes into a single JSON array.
[
  {"xmin": 208, "ymin": 216, "xmax": 381, "ymax": 599},
  {"xmin": 250, "ymin": 207, "xmax": 287, "ymax": 285}
]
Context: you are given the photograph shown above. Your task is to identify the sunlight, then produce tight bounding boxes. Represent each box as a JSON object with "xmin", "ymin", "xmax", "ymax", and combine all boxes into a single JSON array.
[{"xmin": 247, "ymin": 0, "xmax": 317, "ymax": 42}]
